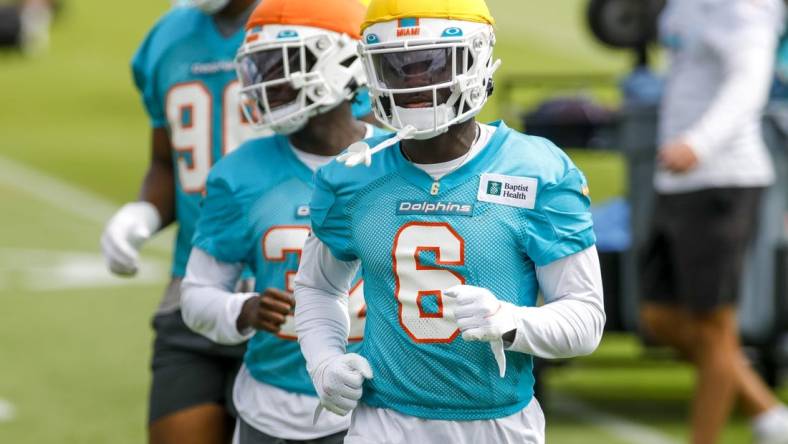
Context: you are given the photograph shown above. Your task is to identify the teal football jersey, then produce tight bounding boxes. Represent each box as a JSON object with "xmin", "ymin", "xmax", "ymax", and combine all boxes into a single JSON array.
[
  {"xmin": 132, "ymin": 6, "xmax": 256, "ymax": 277},
  {"xmin": 311, "ymin": 121, "xmax": 596, "ymax": 420},
  {"xmin": 193, "ymin": 133, "xmax": 381, "ymax": 395}
]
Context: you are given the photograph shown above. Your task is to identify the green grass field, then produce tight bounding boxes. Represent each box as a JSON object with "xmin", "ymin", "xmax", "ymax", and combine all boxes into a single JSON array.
[{"xmin": 0, "ymin": 1, "xmax": 785, "ymax": 443}]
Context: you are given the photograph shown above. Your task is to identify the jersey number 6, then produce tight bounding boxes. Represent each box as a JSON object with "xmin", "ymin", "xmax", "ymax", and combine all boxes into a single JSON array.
[{"xmin": 393, "ymin": 222, "xmax": 465, "ymax": 343}]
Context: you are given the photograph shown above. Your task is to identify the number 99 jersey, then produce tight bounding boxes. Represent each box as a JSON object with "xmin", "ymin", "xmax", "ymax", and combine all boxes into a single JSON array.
[
  {"xmin": 310, "ymin": 121, "xmax": 596, "ymax": 420},
  {"xmin": 132, "ymin": 6, "xmax": 257, "ymax": 277}
]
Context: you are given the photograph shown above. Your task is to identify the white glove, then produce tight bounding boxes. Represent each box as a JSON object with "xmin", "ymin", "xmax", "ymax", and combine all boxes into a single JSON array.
[
  {"xmin": 101, "ymin": 202, "xmax": 161, "ymax": 276},
  {"xmin": 310, "ymin": 353, "xmax": 372, "ymax": 418},
  {"xmin": 445, "ymin": 285, "xmax": 518, "ymax": 377}
]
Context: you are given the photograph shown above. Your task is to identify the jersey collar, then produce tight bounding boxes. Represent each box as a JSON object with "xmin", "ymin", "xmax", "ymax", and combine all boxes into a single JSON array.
[
  {"xmin": 274, "ymin": 135, "xmax": 318, "ymax": 185},
  {"xmin": 392, "ymin": 121, "xmax": 511, "ymax": 196}
]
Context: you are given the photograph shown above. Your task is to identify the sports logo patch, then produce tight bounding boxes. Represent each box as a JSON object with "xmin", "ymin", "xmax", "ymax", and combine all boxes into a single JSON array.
[
  {"xmin": 397, "ymin": 18, "xmax": 420, "ymax": 38},
  {"xmin": 277, "ymin": 30, "xmax": 299, "ymax": 39},
  {"xmin": 478, "ymin": 173, "xmax": 538, "ymax": 209},
  {"xmin": 441, "ymin": 27, "xmax": 463, "ymax": 38}
]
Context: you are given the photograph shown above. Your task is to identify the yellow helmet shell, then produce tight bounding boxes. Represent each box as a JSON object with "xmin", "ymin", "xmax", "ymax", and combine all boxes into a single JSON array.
[{"xmin": 362, "ymin": 0, "xmax": 494, "ymax": 31}]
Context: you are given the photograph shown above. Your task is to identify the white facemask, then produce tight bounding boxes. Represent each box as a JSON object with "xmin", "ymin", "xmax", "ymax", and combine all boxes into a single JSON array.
[{"xmin": 391, "ymin": 105, "xmax": 456, "ymax": 140}]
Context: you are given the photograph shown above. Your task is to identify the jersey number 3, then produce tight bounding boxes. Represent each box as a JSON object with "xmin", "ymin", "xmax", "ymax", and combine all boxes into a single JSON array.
[
  {"xmin": 263, "ymin": 226, "xmax": 366, "ymax": 342},
  {"xmin": 393, "ymin": 222, "xmax": 465, "ymax": 343}
]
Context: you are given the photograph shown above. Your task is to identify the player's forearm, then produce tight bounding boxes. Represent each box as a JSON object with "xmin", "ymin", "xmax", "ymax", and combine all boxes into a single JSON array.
[
  {"xmin": 138, "ymin": 162, "xmax": 175, "ymax": 227},
  {"xmin": 294, "ymin": 285, "xmax": 351, "ymax": 373},
  {"xmin": 181, "ymin": 248, "xmax": 256, "ymax": 345},
  {"xmin": 138, "ymin": 127, "xmax": 175, "ymax": 227},
  {"xmin": 505, "ymin": 299, "xmax": 605, "ymax": 359},
  {"xmin": 294, "ymin": 235, "xmax": 360, "ymax": 373},
  {"xmin": 507, "ymin": 246, "xmax": 605, "ymax": 359}
]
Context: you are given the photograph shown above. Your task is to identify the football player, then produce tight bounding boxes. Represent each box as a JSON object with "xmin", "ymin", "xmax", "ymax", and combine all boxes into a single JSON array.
[
  {"xmin": 179, "ymin": 0, "xmax": 381, "ymax": 442},
  {"xmin": 100, "ymin": 1, "xmax": 260, "ymax": 443},
  {"xmin": 293, "ymin": 0, "xmax": 606, "ymax": 442}
]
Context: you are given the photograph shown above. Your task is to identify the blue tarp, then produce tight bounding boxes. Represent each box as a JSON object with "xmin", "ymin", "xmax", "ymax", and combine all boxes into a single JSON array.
[{"xmin": 591, "ymin": 198, "xmax": 631, "ymax": 253}]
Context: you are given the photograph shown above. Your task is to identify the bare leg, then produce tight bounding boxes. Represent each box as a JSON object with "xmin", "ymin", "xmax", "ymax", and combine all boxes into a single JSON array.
[
  {"xmin": 641, "ymin": 304, "xmax": 695, "ymax": 359},
  {"xmin": 731, "ymin": 347, "xmax": 780, "ymax": 418},
  {"xmin": 149, "ymin": 403, "xmax": 234, "ymax": 444},
  {"xmin": 641, "ymin": 302, "xmax": 786, "ymax": 444},
  {"xmin": 689, "ymin": 308, "xmax": 739, "ymax": 444}
]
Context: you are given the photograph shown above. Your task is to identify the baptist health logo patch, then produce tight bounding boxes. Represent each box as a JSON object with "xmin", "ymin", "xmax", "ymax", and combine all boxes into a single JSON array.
[{"xmin": 478, "ymin": 173, "xmax": 538, "ymax": 209}]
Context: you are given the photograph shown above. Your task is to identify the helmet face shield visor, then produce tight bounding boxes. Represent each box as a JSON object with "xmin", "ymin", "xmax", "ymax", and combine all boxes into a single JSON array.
[
  {"xmin": 238, "ymin": 47, "xmax": 313, "ymax": 84},
  {"xmin": 372, "ymin": 48, "xmax": 455, "ymax": 89},
  {"xmin": 234, "ymin": 23, "xmax": 366, "ymax": 135},
  {"xmin": 369, "ymin": 46, "xmax": 474, "ymax": 111},
  {"xmin": 236, "ymin": 46, "xmax": 317, "ymax": 128}
]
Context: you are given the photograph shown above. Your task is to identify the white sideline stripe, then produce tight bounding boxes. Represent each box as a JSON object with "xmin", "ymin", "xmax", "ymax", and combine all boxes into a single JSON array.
[
  {"xmin": 0, "ymin": 155, "xmax": 172, "ymax": 253},
  {"xmin": 553, "ymin": 395, "xmax": 680, "ymax": 444},
  {"xmin": 0, "ymin": 399, "xmax": 15, "ymax": 423},
  {"xmin": 0, "ymin": 248, "xmax": 168, "ymax": 291}
]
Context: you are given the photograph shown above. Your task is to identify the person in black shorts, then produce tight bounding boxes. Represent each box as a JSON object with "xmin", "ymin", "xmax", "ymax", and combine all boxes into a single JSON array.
[
  {"xmin": 100, "ymin": 1, "xmax": 259, "ymax": 443},
  {"xmin": 640, "ymin": 1, "xmax": 788, "ymax": 443}
]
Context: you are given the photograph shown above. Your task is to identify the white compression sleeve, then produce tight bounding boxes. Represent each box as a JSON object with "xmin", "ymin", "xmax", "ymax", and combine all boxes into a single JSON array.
[
  {"xmin": 180, "ymin": 247, "xmax": 257, "ymax": 345},
  {"xmin": 294, "ymin": 235, "xmax": 360, "ymax": 374},
  {"xmin": 505, "ymin": 246, "xmax": 606, "ymax": 359},
  {"xmin": 684, "ymin": 6, "xmax": 781, "ymax": 158}
]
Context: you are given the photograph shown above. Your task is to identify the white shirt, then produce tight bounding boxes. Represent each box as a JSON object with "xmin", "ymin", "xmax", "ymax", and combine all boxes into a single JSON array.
[
  {"xmin": 345, "ymin": 399, "xmax": 546, "ymax": 444},
  {"xmin": 655, "ymin": 0, "xmax": 784, "ymax": 193},
  {"xmin": 412, "ymin": 123, "xmax": 495, "ymax": 180}
]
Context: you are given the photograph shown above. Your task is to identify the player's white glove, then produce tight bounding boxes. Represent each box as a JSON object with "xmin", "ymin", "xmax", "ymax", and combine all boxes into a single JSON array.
[
  {"xmin": 445, "ymin": 285, "xmax": 518, "ymax": 378},
  {"xmin": 101, "ymin": 202, "xmax": 161, "ymax": 277},
  {"xmin": 310, "ymin": 353, "xmax": 372, "ymax": 418}
]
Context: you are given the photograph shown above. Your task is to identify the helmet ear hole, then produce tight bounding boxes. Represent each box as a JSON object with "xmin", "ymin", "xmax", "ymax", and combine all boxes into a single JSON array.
[
  {"xmin": 339, "ymin": 55, "xmax": 358, "ymax": 68},
  {"xmin": 379, "ymin": 96, "xmax": 393, "ymax": 117},
  {"xmin": 486, "ymin": 78, "xmax": 494, "ymax": 99},
  {"xmin": 302, "ymin": 50, "xmax": 318, "ymax": 72}
]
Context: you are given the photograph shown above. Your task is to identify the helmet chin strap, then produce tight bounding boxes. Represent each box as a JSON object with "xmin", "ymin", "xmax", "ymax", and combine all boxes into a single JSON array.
[
  {"xmin": 337, "ymin": 98, "xmax": 457, "ymax": 167},
  {"xmin": 337, "ymin": 126, "xmax": 417, "ymax": 167}
]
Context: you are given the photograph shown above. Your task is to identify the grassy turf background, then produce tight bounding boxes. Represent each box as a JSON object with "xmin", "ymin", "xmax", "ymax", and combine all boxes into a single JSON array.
[{"xmin": 0, "ymin": 1, "xmax": 784, "ymax": 443}]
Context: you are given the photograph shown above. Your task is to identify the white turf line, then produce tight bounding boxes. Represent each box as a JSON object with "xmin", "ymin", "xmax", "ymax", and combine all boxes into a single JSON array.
[
  {"xmin": 0, "ymin": 399, "xmax": 15, "ymax": 423},
  {"xmin": 0, "ymin": 155, "xmax": 172, "ymax": 253},
  {"xmin": 0, "ymin": 247, "xmax": 167, "ymax": 291},
  {"xmin": 553, "ymin": 395, "xmax": 681, "ymax": 444},
  {"xmin": 0, "ymin": 154, "xmax": 681, "ymax": 442}
]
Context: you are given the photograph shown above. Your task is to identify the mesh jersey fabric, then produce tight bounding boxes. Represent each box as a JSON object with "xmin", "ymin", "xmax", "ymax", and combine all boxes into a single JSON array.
[
  {"xmin": 193, "ymin": 128, "xmax": 385, "ymax": 395},
  {"xmin": 310, "ymin": 121, "xmax": 595, "ymax": 420}
]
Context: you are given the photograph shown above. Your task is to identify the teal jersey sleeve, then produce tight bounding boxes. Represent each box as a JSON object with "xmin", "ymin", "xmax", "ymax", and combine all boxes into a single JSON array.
[
  {"xmin": 131, "ymin": 27, "xmax": 166, "ymax": 128},
  {"xmin": 525, "ymin": 161, "xmax": 595, "ymax": 266},
  {"xmin": 193, "ymin": 169, "xmax": 254, "ymax": 264},
  {"xmin": 310, "ymin": 128, "xmax": 392, "ymax": 261},
  {"xmin": 310, "ymin": 168, "xmax": 357, "ymax": 261}
]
